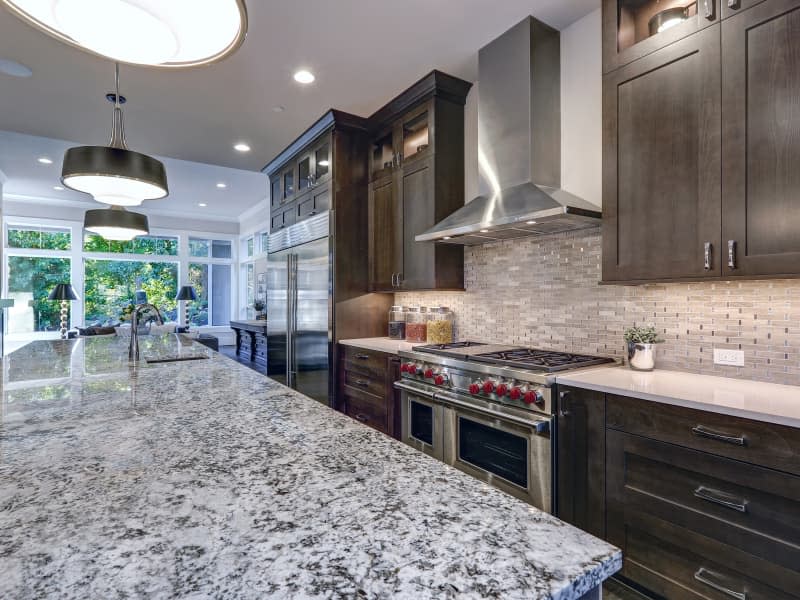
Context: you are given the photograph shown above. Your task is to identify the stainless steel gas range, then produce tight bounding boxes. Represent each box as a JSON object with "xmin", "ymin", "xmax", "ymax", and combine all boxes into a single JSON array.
[{"xmin": 394, "ymin": 342, "xmax": 614, "ymax": 512}]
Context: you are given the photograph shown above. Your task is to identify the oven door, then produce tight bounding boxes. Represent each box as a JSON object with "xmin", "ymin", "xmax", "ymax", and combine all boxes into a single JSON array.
[
  {"xmin": 395, "ymin": 381, "xmax": 445, "ymax": 461},
  {"xmin": 441, "ymin": 394, "xmax": 553, "ymax": 512}
]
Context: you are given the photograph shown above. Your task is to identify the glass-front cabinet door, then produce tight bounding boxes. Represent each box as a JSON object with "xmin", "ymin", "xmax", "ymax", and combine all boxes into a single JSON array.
[
  {"xmin": 312, "ymin": 139, "xmax": 331, "ymax": 184},
  {"xmin": 297, "ymin": 154, "xmax": 312, "ymax": 192},
  {"xmin": 603, "ymin": 0, "xmax": 720, "ymax": 73},
  {"xmin": 282, "ymin": 166, "xmax": 295, "ymax": 203},
  {"xmin": 370, "ymin": 126, "xmax": 396, "ymax": 182},
  {"xmin": 270, "ymin": 177, "xmax": 281, "ymax": 208},
  {"xmin": 400, "ymin": 104, "xmax": 431, "ymax": 166}
]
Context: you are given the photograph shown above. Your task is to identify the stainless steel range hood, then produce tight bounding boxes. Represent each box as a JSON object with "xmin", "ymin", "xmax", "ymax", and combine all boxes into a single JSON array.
[{"xmin": 416, "ymin": 16, "xmax": 601, "ymax": 246}]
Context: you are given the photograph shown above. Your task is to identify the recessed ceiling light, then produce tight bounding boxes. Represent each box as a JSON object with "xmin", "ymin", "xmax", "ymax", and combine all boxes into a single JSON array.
[
  {"xmin": 233, "ymin": 142, "xmax": 251, "ymax": 152},
  {"xmin": 37, "ymin": 157, "xmax": 53, "ymax": 164},
  {"xmin": 479, "ymin": 229, "xmax": 489, "ymax": 233},
  {"xmin": 198, "ymin": 202, "xmax": 207, "ymax": 207},
  {"xmin": 293, "ymin": 69, "xmax": 315, "ymax": 84},
  {"xmin": 318, "ymin": 159, "xmax": 329, "ymax": 167},
  {"xmin": 53, "ymin": 185, "xmax": 64, "ymax": 191},
  {"xmin": 0, "ymin": 58, "xmax": 32, "ymax": 77},
  {"xmin": 443, "ymin": 236, "xmax": 451, "ymax": 240},
  {"xmin": 526, "ymin": 220, "xmax": 537, "ymax": 225},
  {"xmin": 2, "ymin": 0, "xmax": 248, "ymax": 68},
  {"xmin": 216, "ymin": 182, "xmax": 227, "ymax": 189}
]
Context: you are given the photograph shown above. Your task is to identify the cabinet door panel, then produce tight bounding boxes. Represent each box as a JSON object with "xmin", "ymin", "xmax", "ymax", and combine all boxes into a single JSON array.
[
  {"xmin": 368, "ymin": 175, "xmax": 402, "ymax": 291},
  {"xmin": 722, "ymin": 0, "xmax": 800, "ymax": 276},
  {"xmin": 400, "ymin": 158, "xmax": 433, "ymax": 290},
  {"xmin": 603, "ymin": 26, "xmax": 722, "ymax": 281}
]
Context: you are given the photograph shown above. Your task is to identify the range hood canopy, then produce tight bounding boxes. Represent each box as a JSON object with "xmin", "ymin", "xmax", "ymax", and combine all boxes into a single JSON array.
[{"xmin": 417, "ymin": 16, "xmax": 601, "ymax": 246}]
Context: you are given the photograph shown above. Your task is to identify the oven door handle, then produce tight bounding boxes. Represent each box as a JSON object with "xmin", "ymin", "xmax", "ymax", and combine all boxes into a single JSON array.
[
  {"xmin": 434, "ymin": 390, "xmax": 551, "ymax": 433},
  {"xmin": 394, "ymin": 380, "xmax": 437, "ymax": 400}
]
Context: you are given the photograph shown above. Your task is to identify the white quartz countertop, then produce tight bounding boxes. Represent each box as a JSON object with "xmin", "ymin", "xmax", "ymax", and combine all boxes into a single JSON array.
[
  {"xmin": 1, "ymin": 335, "xmax": 620, "ymax": 599},
  {"xmin": 557, "ymin": 366, "xmax": 800, "ymax": 429},
  {"xmin": 339, "ymin": 337, "xmax": 427, "ymax": 355}
]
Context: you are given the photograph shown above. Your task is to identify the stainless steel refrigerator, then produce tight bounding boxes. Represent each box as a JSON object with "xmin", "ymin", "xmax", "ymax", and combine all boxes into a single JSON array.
[{"xmin": 266, "ymin": 213, "xmax": 331, "ymax": 404}]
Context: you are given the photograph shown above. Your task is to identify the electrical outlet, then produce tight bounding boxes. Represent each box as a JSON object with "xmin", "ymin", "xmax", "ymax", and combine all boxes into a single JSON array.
[{"xmin": 713, "ymin": 349, "xmax": 744, "ymax": 367}]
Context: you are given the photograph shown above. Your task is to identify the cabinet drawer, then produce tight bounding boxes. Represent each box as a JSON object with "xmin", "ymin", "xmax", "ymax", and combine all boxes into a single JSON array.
[
  {"xmin": 607, "ymin": 430, "xmax": 800, "ymax": 577},
  {"xmin": 618, "ymin": 512, "xmax": 798, "ymax": 600},
  {"xmin": 607, "ymin": 394, "xmax": 800, "ymax": 476},
  {"xmin": 343, "ymin": 370, "xmax": 384, "ymax": 398},
  {"xmin": 343, "ymin": 385, "xmax": 388, "ymax": 434},
  {"xmin": 341, "ymin": 346, "xmax": 388, "ymax": 376}
]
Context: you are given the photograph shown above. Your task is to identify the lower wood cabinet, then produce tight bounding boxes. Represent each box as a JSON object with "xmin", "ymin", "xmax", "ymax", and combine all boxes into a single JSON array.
[
  {"xmin": 557, "ymin": 386, "xmax": 800, "ymax": 599},
  {"xmin": 337, "ymin": 345, "xmax": 401, "ymax": 438}
]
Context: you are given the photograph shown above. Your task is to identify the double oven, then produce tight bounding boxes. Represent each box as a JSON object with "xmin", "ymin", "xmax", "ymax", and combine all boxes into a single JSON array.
[{"xmin": 396, "ymin": 374, "xmax": 553, "ymax": 512}]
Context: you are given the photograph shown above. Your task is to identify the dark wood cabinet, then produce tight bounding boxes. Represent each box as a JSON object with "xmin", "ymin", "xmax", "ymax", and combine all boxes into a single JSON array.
[
  {"xmin": 602, "ymin": 393, "xmax": 800, "ymax": 599},
  {"xmin": 366, "ymin": 71, "xmax": 471, "ymax": 292},
  {"xmin": 337, "ymin": 345, "xmax": 401, "ymax": 438},
  {"xmin": 555, "ymin": 386, "xmax": 607, "ymax": 539},
  {"xmin": 721, "ymin": 0, "xmax": 800, "ymax": 277},
  {"xmin": 602, "ymin": 25, "xmax": 722, "ymax": 282},
  {"xmin": 603, "ymin": 0, "xmax": 800, "ymax": 283}
]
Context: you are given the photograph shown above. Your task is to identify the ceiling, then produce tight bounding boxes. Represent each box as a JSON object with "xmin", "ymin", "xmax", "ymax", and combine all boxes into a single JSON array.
[
  {"xmin": 0, "ymin": 131, "xmax": 267, "ymax": 221},
  {"xmin": 0, "ymin": 0, "xmax": 599, "ymax": 175}
]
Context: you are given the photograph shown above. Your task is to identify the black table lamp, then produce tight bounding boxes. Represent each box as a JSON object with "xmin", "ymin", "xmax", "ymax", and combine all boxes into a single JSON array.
[
  {"xmin": 176, "ymin": 285, "xmax": 197, "ymax": 326},
  {"xmin": 48, "ymin": 283, "xmax": 79, "ymax": 339}
]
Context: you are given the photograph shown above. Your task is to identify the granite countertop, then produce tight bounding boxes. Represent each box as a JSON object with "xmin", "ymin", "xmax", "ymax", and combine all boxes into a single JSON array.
[
  {"xmin": 1, "ymin": 335, "xmax": 620, "ymax": 599},
  {"xmin": 339, "ymin": 337, "xmax": 428, "ymax": 355},
  {"xmin": 557, "ymin": 366, "xmax": 800, "ymax": 428}
]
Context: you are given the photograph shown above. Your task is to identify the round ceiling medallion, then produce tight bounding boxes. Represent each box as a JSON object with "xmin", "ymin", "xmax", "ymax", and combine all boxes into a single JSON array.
[{"xmin": 2, "ymin": 0, "xmax": 248, "ymax": 68}]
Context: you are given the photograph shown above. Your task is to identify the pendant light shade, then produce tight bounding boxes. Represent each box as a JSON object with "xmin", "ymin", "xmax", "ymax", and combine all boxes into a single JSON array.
[
  {"xmin": 62, "ymin": 146, "xmax": 167, "ymax": 206},
  {"xmin": 84, "ymin": 206, "xmax": 149, "ymax": 242},
  {"xmin": 1, "ymin": 0, "xmax": 248, "ymax": 68},
  {"xmin": 63, "ymin": 64, "xmax": 168, "ymax": 207}
]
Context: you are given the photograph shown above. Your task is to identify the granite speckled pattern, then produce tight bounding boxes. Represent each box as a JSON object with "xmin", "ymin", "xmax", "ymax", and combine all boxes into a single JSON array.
[{"xmin": 1, "ymin": 335, "xmax": 620, "ymax": 599}]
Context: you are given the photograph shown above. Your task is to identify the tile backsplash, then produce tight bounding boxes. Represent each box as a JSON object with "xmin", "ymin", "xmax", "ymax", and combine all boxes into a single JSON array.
[{"xmin": 396, "ymin": 230, "xmax": 800, "ymax": 385}]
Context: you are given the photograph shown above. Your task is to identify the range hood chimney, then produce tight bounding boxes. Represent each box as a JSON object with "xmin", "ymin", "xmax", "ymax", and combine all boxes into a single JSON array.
[{"xmin": 416, "ymin": 16, "xmax": 601, "ymax": 246}]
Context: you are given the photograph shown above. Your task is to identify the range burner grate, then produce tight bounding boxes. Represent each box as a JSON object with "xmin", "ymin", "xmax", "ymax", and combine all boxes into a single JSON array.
[
  {"xmin": 415, "ymin": 341, "xmax": 487, "ymax": 352},
  {"xmin": 470, "ymin": 348, "xmax": 614, "ymax": 372}
]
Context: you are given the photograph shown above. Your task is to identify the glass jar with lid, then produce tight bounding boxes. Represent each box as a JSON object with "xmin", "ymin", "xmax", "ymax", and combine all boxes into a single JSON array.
[
  {"xmin": 388, "ymin": 305, "xmax": 406, "ymax": 340},
  {"xmin": 426, "ymin": 306, "xmax": 454, "ymax": 344},
  {"xmin": 405, "ymin": 306, "xmax": 428, "ymax": 343}
]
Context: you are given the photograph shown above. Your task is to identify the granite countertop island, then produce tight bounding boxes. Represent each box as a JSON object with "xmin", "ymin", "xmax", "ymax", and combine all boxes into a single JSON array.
[{"xmin": 1, "ymin": 335, "xmax": 620, "ymax": 599}]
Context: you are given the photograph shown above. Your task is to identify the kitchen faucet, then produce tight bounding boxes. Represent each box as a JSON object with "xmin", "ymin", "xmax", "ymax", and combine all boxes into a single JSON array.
[{"xmin": 128, "ymin": 303, "xmax": 164, "ymax": 361}]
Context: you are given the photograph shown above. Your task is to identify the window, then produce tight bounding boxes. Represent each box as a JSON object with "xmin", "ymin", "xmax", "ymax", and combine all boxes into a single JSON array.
[
  {"xmin": 246, "ymin": 236, "xmax": 254, "ymax": 258},
  {"xmin": 259, "ymin": 231, "xmax": 269, "ymax": 254},
  {"xmin": 83, "ymin": 234, "xmax": 178, "ymax": 255},
  {"xmin": 189, "ymin": 238, "xmax": 209, "ymax": 258},
  {"xmin": 83, "ymin": 259, "xmax": 178, "ymax": 326},
  {"xmin": 245, "ymin": 263, "xmax": 255, "ymax": 307},
  {"xmin": 8, "ymin": 226, "xmax": 71, "ymax": 250},
  {"xmin": 212, "ymin": 240, "xmax": 232, "ymax": 259},
  {"xmin": 189, "ymin": 237, "xmax": 232, "ymax": 259},
  {"xmin": 187, "ymin": 262, "xmax": 231, "ymax": 326},
  {"xmin": 6, "ymin": 256, "xmax": 71, "ymax": 333}
]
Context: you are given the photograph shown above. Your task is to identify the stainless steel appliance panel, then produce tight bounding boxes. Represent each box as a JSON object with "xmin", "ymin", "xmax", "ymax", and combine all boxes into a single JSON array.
[
  {"xmin": 266, "ymin": 248, "xmax": 291, "ymax": 386},
  {"xmin": 397, "ymin": 381, "xmax": 445, "ymax": 461}
]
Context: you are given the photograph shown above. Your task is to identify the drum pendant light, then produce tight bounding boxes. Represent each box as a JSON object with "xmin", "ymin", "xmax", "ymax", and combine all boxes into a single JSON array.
[
  {"xmin": 84, "ymin": 205, "xmax": 149, "ymax": 242},
  {"xmin": 62, "ymin": 63, "xmax": 168, "ymax": 207}
]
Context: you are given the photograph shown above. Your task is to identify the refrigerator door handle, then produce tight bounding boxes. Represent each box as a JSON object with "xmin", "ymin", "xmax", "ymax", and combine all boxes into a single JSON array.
[{"xmin": 288, "ymin": 253, "xmax": 299, "ymax": 388}]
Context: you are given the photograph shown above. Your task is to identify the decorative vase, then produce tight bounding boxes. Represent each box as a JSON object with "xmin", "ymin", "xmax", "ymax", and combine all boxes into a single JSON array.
[{"xmin": 627, "ymin": 342, "xmax": 656, "ymax": 371}]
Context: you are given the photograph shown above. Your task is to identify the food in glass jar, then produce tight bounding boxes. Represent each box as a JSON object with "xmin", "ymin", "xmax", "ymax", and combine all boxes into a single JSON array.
[
  {"xmin": 405, "ymin": 322, "xmax": 427, "ymax": 342},
  {"xmin": 426, "ymin": 319, "xmax": 453, "ymax": 344},
  {"xmin": 388, "ymin": 321, "xmax": 406, "ymax": 340}
]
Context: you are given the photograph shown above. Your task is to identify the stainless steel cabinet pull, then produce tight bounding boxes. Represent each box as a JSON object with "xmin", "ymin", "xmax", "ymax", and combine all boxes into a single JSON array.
[
  {"xmin": 397, "ymin": 273, "xmax": 403, "ymax": 287},
  {"xmin": 704, "ymin": 242, "xmax": 712, "ymax": 270},
  {"xmin": 693, "ymin": 486, "xmax": 748, "ymax": 513},
  {"xmin": 692, "ymin": 425, "xmax": 746, "ymax": 446},
  {"xmin": 694, "ymin": 568, "xmax": 747, "ymax": 600},
  {"xmin": 354, "ymin": 414, "xmax": 369, "ymax": 423},
  {"xmin": 390, "ymin": 273, "xmax": 396, "ymax": 287},
  {"xmin": 728, "ymin": 240, "xmax": 737, "ymax": 269},
  {"xmin": 728, "ymin": 0, "xmax": 739, "ymax": 7},
  {"xmin": 355, "ymin": 379, "xmax": 370, "ymax": 387},
  {"xmin": 559, "ymin": 410, "xmax": 571, "ymax": 418},
  {"xmin": 397, "ymin": 152, "xmax": 403, "ymax": 166},
  {"xmin": 702, "ymin": 0, "xmax": 714, "ymax": 19},
  {"xmin": 355, "ymin": 354, "xmax": 370, "ymax": 360}
]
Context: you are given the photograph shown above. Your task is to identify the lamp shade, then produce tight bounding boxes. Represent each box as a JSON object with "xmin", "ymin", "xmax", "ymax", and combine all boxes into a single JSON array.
[
  {"xmin": 176, "ymin": 285, "xmax": 197, "ymax": 301},
  {"xmin": 62, "ymin": 145, "xmax": 168, "ymax": 206},
  {"xmin": 84, "ymin": 206, "xmax": 149, "ymax": 241},
  {"xmin": 48, "ymin": 283, "xmax": 79, "ymax": 301}
]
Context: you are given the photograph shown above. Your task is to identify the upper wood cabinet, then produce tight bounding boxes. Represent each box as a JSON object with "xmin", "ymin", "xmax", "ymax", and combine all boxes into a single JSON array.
[
  {"xmin": 721, "ymin": 0, "xmax": 800, "ymax": 277},
  {"xmin": 603, "ymin": 0, "xmax": 800, "ymax": 283},
  {"xmin": 603, "ymin": 0, "xmax": 721, "ymax": 73},
  {"xmin": 366, "ymin": 71, "xmax": 472, "ymax": 292}
]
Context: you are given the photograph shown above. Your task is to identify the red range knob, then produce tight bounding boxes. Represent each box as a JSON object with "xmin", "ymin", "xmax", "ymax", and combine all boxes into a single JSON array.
[
  {"xmin": 400, "ymin": 363, "xmax": 409, "ymax": 373},
  {"xmin": 495, "ymin": 383, "xmax": 509, "ymax": 397},
  {"xmin": 524, "ymin": 390, "xmax": 544, "ymax": 406},
  {"xmin": 469, "ymin": 383, "xmax": 480, "ymax": 395},
  {"xmin": 509, "ymin": 387, "xmax": 522, "ymax": 401},
  {"xmin": 482, "ymin": 380, "xmax": 495, "ymax": 394},
  {"xmin": 434, "ymin": 374, "xmax": 445, "ymax": 386},
  {"xmin": 406, "ymin": 363, "xmax": 417, "ymax": 373},
  {"xmin": 424, "ymin": 368, "xmax": 434, "ymax": 379}
]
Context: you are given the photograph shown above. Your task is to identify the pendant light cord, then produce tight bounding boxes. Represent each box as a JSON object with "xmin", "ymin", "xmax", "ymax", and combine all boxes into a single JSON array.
[{"xmin": 109, "ymin": 62, "xmax": 128, "ymax": 150}]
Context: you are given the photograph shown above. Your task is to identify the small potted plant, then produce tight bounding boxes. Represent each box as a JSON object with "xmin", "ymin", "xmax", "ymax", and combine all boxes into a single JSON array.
[
  {"xmin": 253, "ymin": 299, "xmax": 265, "ymax": 320},
  {"xmin": 623, "ymin": 325, "xmax": 663, "ymax": 371}
]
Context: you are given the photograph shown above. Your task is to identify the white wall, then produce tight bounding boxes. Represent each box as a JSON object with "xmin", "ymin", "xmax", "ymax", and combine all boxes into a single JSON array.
[{"xmin": 463, "ymin": 8, "xmax": 602, "ymax": 207}]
